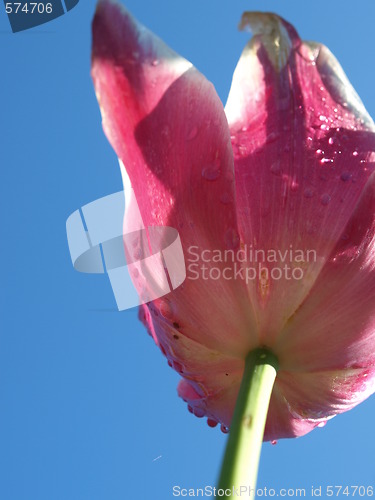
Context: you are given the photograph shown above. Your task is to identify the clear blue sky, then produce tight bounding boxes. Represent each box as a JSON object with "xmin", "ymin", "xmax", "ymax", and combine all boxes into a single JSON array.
[{"xmin": 1, "ymin": 1, "xmax": 375, "ymax": 499}]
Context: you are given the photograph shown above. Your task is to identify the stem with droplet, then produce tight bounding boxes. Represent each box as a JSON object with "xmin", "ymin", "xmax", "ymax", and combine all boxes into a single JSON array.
[{"xmin": 216, "ymin": 348, "xmax": 279, "ymax": 499}]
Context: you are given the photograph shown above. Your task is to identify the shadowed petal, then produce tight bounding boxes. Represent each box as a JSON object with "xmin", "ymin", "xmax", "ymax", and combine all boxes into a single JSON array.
[
  {"xmin": 92, "ymin": 0, "xmax": 257, "ymax": 355},
  {"xmin": 276, "ymin": 172, "xmax": 375, "ymax": 373}
]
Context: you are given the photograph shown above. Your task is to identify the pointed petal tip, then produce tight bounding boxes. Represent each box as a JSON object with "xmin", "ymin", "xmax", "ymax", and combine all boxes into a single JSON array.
[
  {"xmin": 93, "ymin": 0, "xmax": 118, "ymax": 20},
  {"xmin": 238, "ymin": 12, "xmax": 298, "ymax": 71},
  {"xmin": 239, "ymin": 12, "xmax": 284, "ymax": 34},
  {"xmin": 238, "ymin": 11, "xmax": 298, "ymax": 39}
]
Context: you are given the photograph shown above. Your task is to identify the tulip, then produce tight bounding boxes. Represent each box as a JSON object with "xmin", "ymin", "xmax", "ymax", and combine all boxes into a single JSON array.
[{"xmin": 91, "ymin": 0, "xmax": 375, "ymax": 494}]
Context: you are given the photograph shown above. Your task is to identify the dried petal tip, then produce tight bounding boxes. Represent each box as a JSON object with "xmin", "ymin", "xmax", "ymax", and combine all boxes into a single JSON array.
[{"xmin": 239, "ymin": 12, "xmax": 297, "ymax": 71}]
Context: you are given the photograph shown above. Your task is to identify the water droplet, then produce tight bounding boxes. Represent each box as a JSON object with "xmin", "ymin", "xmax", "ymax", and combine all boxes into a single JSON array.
[
  {"xmin": 352, "ymin": 150, "xmax": 359, "ymax": 157},
  {"xmin": 290, "ymin": 180, "xmax": 298, "ymax": 192},
  {"xmin": 303, "ymin": 188, "xmax": 314, "ymax": 198},
  {"xmin": 224, "ymin": 228, "xmax": 240, "ymax": 250},
  {"xmin": 317, "ymin": 421, "xmax": 327, "ymax": 428},
  {"xmin": 187, "ymin": 126, "xmax": 198, "ymax": 141},
  {"xmin": 320, "ymin": 193, "xmax": 331, "ymax": 206},
  {"xmin": 320, "ymin": 158, "xmax": 333, "ymax": 165},
  {"xmin": 328, "ymin": 137, "xmax": 335, "ymax": 145},
  {"xmin": 340, "ymin": 171, "xmax": 352, "ymax": 182},
  {"xmin": 270, "ymin": 161, "xmax": 281, "ymax": 175},
  {"xmin": 207, "ymin": 418, "xmax": 218, "ymax": 428},
  {"xmin": 193, "ymin": 408, "xmax": 205, "ymax": 418},
  {"xmin": 319, "ymin": 115, "xmax": 327, "ymax": 122},
  {"xmin": 238, "ymin": 145, "xmax": 247, "ymax": 157},
  {"xmin": 151, "ymin": 59, "xmax": 160, "ymax": 66},
  {"xmin": 271, "ymin": 440, "xmax": 278, "ymax": 445},
  {"xmin": 220, "ymin": 424, "xmax": 229, "ymax": 434},
  {"xmin": 266, "ymin": 132, "xmax": 280, "ymax": 144},
  {"xmin": 202, "ymin": 162, "xmax": 221, "ymax": 181},
  {"xmin": 316, "ymin": 149, "xmax": 324, "ymax": 155},
  {"xmin": 241, "ymin": 125, "xmax": 248, "ymax": 132}
]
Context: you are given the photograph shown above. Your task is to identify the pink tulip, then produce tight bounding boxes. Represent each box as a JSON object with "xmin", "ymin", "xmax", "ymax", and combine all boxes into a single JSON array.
[{"xmin": 91, "ymin": 0, "xmax": 375, "ymax": 441}]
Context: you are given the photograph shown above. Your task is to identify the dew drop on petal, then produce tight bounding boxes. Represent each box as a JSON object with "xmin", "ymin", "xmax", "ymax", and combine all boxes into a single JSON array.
[
  {"xmin": 202, "ymin": 163, "xmax": 221, "ymax": 181},
  {"xmin": 340, "ymin": 171, "xmax": 352, "ymax": 182},
  {"xmin": 271, "ymin": 440, "xmax": 278, "ymax": 445},
  {"xmin": 352, "ymin": 150, "xmax": 359, "ymax": 157},
  {"xmin": 193, "ymin": 408, "xmax": 205, "ymax": 418},
  {"xmin": 290, "ymin": 180, "xmax": 298, "ymax": 192},
  {"xmin": 238, "ymin": 145, "xmax": 247, "ymax": 157},
  {"xmin": 270, "ymin": 161, "xmax": 281, "ymax": 175},
  {"xmin": 317, "ymin": 421, "xmax": 327, "ymax": 428},
  {"xmin": 151, "ymin": 59, "xmax": 160, "ymax": 66},
  {"xmin": 207, "ymin": 418, "xmax": 218, "ymax": 428},
  {"xmin": 320, "ymin": 193, "xmax": 331, "ymax": 206},
  {"xmin": 266, "ymin": 132, "xmax": 280, "ymax": 144},
  {"xmin": 220, "ymin": 424, "xmax": 229, "ymax": 434},
  {"xmin": 320, "ymin": 158, "xmax": 333, "ymax": 165},
  {"xmin": 303, "ymin": 188, "xmax": 314, "ymax": 198}
]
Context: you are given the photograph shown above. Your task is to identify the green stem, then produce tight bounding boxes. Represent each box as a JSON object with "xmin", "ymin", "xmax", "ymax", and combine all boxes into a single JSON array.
[{"xmin": 217, "ymin": 348, "xmax": 279, "ymax": 499}]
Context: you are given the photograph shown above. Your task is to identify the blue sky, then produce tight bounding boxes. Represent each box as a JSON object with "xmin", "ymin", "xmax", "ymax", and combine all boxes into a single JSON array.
[{"xmin": 1, "ymin": 1, "xmax": 375, "ymax": 499}]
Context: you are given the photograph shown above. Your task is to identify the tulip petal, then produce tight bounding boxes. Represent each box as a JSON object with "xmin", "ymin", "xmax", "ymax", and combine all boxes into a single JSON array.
[
  {"xmin": 276, "ymin": 172, "xmax": 375, "ymax": 375},
  {"xmin": 92, "ymin": 0, "xmax": 258, "ymax": 355},
  {"xmin": 225, "ymin": 12, "xmax": 375, "ymax": 346},
  {"xmin": 140, "ymin": 300, "xmax": 244, "ymax": 423}
]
